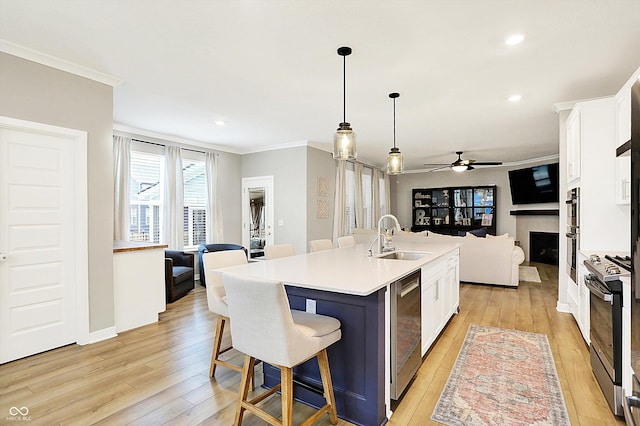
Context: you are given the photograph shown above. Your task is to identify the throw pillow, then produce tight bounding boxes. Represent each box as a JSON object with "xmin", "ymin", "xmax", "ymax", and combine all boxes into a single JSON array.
[{"xmin": 467, "ymin": 227, "xmax": 488, "ymax": 237}]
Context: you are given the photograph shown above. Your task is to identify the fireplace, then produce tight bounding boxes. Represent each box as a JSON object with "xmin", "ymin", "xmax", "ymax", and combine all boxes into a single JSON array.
[{"xmin": 529, "ymin": 231, "xmax": 559, "ymax": 265}]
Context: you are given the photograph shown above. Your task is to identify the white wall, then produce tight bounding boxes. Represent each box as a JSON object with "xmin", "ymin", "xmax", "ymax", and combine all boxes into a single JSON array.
[
  {"xmin": 0, "ymin": 52, "xmax": 115, "ymax": 332},
  {"xmin": 306, "ymin": 147, "xmax": 336, "ymax": 246},
  {"xmin": 241, "ymin": 146, "xmax": 309, "ymax": 254}
]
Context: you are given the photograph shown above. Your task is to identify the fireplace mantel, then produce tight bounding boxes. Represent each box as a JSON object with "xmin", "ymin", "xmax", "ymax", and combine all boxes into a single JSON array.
[{"xmin": 510, "ymin": 209, "xmax": 559, "ymax": 216}]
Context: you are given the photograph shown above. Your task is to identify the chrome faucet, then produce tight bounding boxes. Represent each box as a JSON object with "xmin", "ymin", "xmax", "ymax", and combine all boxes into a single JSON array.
[{"xmin": 368, "ymin": 214, "xmax": 402, "ymax": 256}]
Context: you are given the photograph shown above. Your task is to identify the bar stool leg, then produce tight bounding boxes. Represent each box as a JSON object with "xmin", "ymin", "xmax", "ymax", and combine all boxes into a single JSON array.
[
  {"xmin": 281, "ymin": 366, "xmax": 294, "ymax": 426},
  {"xmin": 209, "ymin": 316, "xmax": 225, "ymax": 378},
  {"xmin": 234, "ymin": 354, "xmax": 253, "ymax": 426},
  {"xmin": 318, "ymin": 349, "xmax": 338, "ymax": 425}
]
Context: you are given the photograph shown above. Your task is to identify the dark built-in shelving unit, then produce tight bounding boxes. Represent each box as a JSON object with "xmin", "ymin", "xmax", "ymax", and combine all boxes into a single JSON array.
[{"xmin": 411, "ymin": 185, "xmax": 497, "ymax": 236}]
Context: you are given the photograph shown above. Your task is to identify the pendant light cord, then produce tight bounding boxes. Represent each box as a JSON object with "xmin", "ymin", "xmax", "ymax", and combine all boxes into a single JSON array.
[
  {"xmin": 343, "ymin": 55, "xmax": 346, "ymax": 123},
  {"xmin": 393, "ymin": 97, "xmax": 396, "ymax": 149}
]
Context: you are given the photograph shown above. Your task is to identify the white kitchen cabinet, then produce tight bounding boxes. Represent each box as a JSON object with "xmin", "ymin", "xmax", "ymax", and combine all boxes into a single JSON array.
[
  {"xmin": 615, "ymin": 89, "xmax": 632, "ymax": 204},
  {"xmin": 616, "ymin": 88, "xmax": 632, "ymax": 147},
  {"xmin": 577, "ymin": 260, "xmax": 590, "ymax": 344},
  {"xmin": 421, "ymin": 250, "xmax": 460, "ymax": 355},
  {"xmin": 566, "ymin": 107, "xmax": 581, "ymax": 184},
  {"xmin": 616, "ymin": 156, "xmax": 631, "ymax": 204}
]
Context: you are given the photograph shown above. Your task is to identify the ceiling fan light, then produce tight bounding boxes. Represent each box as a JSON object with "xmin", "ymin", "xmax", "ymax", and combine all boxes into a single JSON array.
[
  {"xmin": 451, "ymin": 164, "xmax": 467, "ymax": 172},
  {"xmin": 334, "ymin": 122, "xmax": 356, "ymax": 160},
  {"xmin": 387, "ymin": 147, "xmax": 403, "ymax": 175}
]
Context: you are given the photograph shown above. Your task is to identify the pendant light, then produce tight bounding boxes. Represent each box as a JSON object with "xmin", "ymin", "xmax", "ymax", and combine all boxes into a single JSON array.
[
  {"xmin": 386, "ymin": 92, "xmax": 403, "ymax": 174},
  {"xmin": 333, "ymin": 46, "xmax": 356, "ymax": 160}
]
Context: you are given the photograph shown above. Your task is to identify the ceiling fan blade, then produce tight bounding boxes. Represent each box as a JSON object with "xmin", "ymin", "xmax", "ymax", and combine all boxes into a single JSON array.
[
  {"xmin": 472, "ymin": 161, "xmax": 503, "ymax": 166},
  {"xmin": 426, "ymin": 165, "xmax": 450, "ymax": 172}
]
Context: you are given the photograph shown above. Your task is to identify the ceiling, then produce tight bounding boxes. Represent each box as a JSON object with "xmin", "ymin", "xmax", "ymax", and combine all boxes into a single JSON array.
[{"xmin": 1, "ymin": 1, "xmax": 639, "ymax": 171}]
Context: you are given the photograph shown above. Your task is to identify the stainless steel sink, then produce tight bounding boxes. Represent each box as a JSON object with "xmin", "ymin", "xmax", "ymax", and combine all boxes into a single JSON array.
[{"xmin": 377, "ymin": 251, "xmax": 430, "ymax": 260}]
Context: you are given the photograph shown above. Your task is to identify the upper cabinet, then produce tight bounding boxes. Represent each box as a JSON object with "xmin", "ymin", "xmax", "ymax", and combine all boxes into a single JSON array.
[
  {"xmin": 616, "ymin": 88, "xmax": 632, "ymax": 147},
  {"xmin": 615, "ymin": 89, "xmax": 632, "ymax": 204},
  {"xmin": 566, "ymin": 106, "xmax": 582, "ymax": 184}
]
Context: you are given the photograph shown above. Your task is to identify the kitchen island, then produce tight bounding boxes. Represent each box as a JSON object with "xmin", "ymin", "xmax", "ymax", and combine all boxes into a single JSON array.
[{"xmin": 222, "ymin": 239, "xmax": 460, "ymax": 426}]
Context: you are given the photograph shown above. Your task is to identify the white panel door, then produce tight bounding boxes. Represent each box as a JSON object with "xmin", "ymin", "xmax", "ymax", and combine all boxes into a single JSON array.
[{"xmin": 0, "ymin": 119, "xmax": 86, "ymax": 363}]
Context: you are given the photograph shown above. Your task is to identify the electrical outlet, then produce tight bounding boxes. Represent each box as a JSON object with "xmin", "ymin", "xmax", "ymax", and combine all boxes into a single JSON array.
[{"xmin": 305, "ymin": 299, "xmax": 316, "ymax": 314}]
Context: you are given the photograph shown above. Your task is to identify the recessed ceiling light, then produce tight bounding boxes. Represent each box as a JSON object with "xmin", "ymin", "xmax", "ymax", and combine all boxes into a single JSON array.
[
  {"xmin": 214, "ymin": 120, "xmax": 226, "ymax": 126},
  {"xmin": 505, "ymin": 34, "xmax": 525, "ymax": 46},
  {"xmin": 508, "ymin": 94, "xmax": 522, "ymax": 102}
]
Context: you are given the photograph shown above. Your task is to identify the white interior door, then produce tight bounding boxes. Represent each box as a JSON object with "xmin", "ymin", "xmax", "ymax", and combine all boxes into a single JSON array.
[
  {"xmin": 242, "ymin": 176, "xmax": 274, "ymax": 257},
  {"xmin": 0, "ymin": 117, "xmax": 88, "ymax": 364}
]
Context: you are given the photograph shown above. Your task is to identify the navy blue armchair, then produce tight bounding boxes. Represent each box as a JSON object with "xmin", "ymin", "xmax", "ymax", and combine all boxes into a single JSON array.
[
  {"xmin": 164, "ymin": 250, "xmax": 195, "ymax": 303},
  {"xmin": 197, "ymin": 243, "xmax": 247, "ymax": 287}
]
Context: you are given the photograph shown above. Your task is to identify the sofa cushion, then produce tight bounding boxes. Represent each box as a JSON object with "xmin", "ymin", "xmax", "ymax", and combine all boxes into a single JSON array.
[{"xmin": 487, "ymin": 233, "xmax": 510, "ymax": 239}]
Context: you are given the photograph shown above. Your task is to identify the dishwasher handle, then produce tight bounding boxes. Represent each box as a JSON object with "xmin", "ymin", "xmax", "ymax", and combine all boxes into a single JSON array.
[{"xmin": 400, "ymin": 281, "xmax": 420, "ymax": 298}]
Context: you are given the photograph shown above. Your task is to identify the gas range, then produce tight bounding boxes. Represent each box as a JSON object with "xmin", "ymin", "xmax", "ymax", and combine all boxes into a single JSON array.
[{"xmin": 584, "ymin": 254, "xmax": 630, "ymax": 285}]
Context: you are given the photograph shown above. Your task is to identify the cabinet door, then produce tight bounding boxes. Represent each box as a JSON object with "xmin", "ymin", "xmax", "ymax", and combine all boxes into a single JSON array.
[
  {"xmin": 577, "ymin": 262, "xmax": 590, "ymax": 344},
  {"xmin": 421, "ymin": 281, "xmax": 435, "ymax": 355},
  {"xmin": 616, "ymin": 156, "xmax": 631, "ymax": 204},
  {"xmin": 616, "ymin": 89, "xmax": 631, "ymax": 147},
  {"xmin": 447, "ymin": 253, "xmax": 460, "ymax": 316},
  {"xmin": 566, "ymin": 109, "xmax": 581, "ymax": 183}
]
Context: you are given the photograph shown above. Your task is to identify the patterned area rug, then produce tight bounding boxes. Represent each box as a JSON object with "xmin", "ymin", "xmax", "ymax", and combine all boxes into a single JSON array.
[
  {"xmin": 431, "ymin": 325, "xmax": 570, "ymax": 426},
  {"xmin": 519, "ymin": 265, "xmax": 541, "ymax": 283}
]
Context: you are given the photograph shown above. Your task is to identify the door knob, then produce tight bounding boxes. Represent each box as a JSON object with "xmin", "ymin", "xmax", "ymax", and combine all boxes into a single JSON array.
[{"xmin": 0, "ymin": 253, "xmax": 7, "ymax": 262}]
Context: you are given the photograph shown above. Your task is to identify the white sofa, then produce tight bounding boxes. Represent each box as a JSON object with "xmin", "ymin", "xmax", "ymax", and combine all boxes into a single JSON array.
[{"xmin": 352, "ymin": 228, "xmax": 525, "ymax": 287}]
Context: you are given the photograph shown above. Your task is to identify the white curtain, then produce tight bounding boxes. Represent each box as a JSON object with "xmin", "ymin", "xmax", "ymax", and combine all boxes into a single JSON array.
[
  {"xmin": 384, "ymin": 172, "xmax": 391, "ymax": 216},
  {"xmin": 113, "ymin": 135, "xmax": 131, "ymax": 241},
  {"xmin": 332, "ymin": 160, "xmax": 347, "ymax": 241},
  {"xmin": 163, "ymin": 146, "xmax": 184, "ymax": 249},
  {"xmin": 372, "ymin": 168, "xmax": 381, "ymax": 226},
  {"xmin": 354, "ymin": 162, "xmax": 364, "ymax": 229},
  {"xmin": 205, "ymin": 152, "xmax": 224, "ymax": 243}
]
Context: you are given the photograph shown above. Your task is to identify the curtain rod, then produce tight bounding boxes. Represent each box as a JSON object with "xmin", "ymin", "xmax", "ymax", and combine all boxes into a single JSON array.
[{"xmin": 131, "ymin": 138, "xmax": 217, "ymax": 155}]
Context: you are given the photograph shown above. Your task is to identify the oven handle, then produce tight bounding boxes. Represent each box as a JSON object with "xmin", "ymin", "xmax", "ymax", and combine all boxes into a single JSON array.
[{"xmin": 584, "ymin": 274, "xmax": 613, "ymax": 303}]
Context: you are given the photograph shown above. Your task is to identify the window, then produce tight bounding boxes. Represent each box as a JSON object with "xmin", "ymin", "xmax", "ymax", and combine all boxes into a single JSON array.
[
  {"xmin": 182, "ymin": 158, "xmax": 207, "ymax": 248},
  {"xmin": 129, "ymin": 150, "xmax": 162, "ymax": 243},
  {"xmin": 379, "ymin": 174, "xmax": 386, "ymax": 218},
  {"xmin": 345, "ymin": 164, "xmax": 356, "ymax": 235},
  {"xmin": 128, "ymin": 142, "xmax": 209, "ymax": 248},
  {"xmin": 361, "ymin": 168, "xmax": 373, "ymax": 229}
]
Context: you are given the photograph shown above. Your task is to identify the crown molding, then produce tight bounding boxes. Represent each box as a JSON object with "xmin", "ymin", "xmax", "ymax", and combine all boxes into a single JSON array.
[
  {"xmin": 0, "ymin": 39, "xmax": 123, "ymax": 87},
  {"xmin": 113, "ymin": 123, "xmax": 241, "ymax": 154}
]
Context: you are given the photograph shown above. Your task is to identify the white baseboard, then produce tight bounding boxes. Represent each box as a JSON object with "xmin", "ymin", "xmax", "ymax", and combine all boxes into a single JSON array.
[
  {"xmin": 556, "ymin": 301, "xmax": 572, "ymax": 313},
  {"xmin": 81, "ymin": 326, "xmax": 117, "ymax": 345}
]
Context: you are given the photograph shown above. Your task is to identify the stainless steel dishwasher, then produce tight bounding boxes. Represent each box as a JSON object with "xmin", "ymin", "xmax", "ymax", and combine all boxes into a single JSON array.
[{"xmin": 390, "ymin": 269, "xmax": 421, "ymax": 400}]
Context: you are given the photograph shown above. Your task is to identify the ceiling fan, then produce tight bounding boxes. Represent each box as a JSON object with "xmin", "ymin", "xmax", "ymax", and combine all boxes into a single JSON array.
[{"xmin": 423, "ymin": 151, "xmax": 503, "ymax": 172}]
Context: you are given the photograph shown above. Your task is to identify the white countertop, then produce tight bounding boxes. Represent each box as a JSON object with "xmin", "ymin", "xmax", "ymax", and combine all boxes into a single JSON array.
[{"xmin": 221, "ymin": 240, "xmax": 459, "ymax": 296}]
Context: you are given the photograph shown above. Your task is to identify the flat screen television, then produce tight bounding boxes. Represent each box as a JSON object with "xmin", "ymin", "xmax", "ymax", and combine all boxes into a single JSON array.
[{"xmin": 508, "ymin": 163, "xmax": 559, "ymax": 204}]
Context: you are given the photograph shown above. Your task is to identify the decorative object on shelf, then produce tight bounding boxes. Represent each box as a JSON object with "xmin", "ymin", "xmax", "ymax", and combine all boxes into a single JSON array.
[
  {"xmin": 333, "ymin": 46, "xmax": 356, "ymax": 160},
  {"xmin": 386, "ymin": 92, "xmax": 403, "ymax": 174},
  {"xmin": 481, "ymin": 213, "xmax": 493, "ymax": 226},
  {"xmin": 424, "ymin": 151, "xmax": 503, "ymax": 172}
]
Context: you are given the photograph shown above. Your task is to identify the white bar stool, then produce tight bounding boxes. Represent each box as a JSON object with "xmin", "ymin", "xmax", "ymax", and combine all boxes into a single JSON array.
[
  {"xmin": 309, "ymin": 239, "xmax": 333, "ymax": 252},
  {"xmin": 223, "ymin": 272, "xmax": 341, "ymax": 426},
  {"xmin": 264, "ymin": 244, "xmax": 296, "ymax": 260},
  {"xmin": 337, "ymin": 235, "xmax": 356, "ymax": 247},
  {"xmin": 202, "ymin": 250, "xmax": 254, "ymax": 386}
]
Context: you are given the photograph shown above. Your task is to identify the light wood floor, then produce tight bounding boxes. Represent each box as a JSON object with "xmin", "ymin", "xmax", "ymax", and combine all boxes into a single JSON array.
[{"xmin": 0, "ymin": 263, "xmax": 624, "ymax": 425}]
